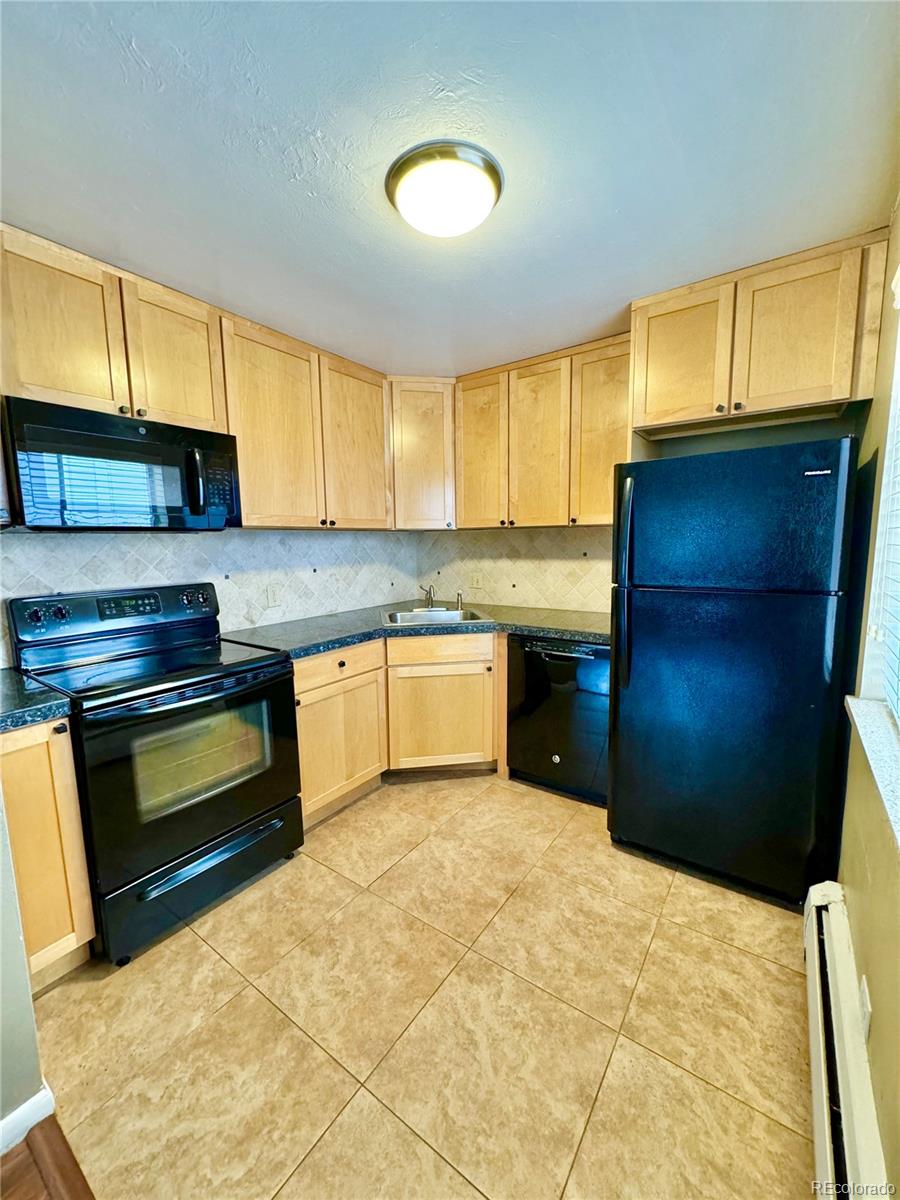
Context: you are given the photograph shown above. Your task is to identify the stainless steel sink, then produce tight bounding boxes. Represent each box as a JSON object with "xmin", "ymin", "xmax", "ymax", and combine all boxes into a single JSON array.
[{"xmin": 384, "ymin": 607, "xmax": 489, "ymax": 625}]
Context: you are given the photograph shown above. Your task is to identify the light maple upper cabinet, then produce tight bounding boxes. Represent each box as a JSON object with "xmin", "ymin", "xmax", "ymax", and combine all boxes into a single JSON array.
[
  {"xmin": 1, "ymin": 228, "xmax": 130, "ymax": 414},
  {"xmin": 731, "ymin": 248, "xmax": 862, "ymax": 413},
  {"xmin": 455, "ymin": 370, "xmax": 509, "ymax": 528},
  {"xmin": 296, "ymin": 668, "xmax": 387, "ymax": 822},
  {"xmin": 320, "ymin": 354, "xmax": 393, "ymax": 529},
  {"xmin": 631, "ymin": 283, "xmax": 735, "ymax": 429},
  {"xmin": 1, "ymin": 720, "xmax": 95, "ymax": 977},
  {"xmin": 391, "ymin": 377, "xmax": 455, "ymax": 529},
  {"xmin": 569, "ymin": 338, "xmax": 630, "ymax": 526},
  {"xmin": 121, "ymin": 278, "xmax": 228, "ymax": 432},
  {"xmin": 222, "ymin": 317, "xmax": 325, "ymax": 527},
  {"xmin": 508, "ymin": 357, "xmax": 572, "ymax": 527}
]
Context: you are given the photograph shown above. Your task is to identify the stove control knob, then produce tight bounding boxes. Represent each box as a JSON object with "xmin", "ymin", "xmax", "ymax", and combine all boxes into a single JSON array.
[
  {"xmin": 180, "ymin": 591, "xmax": 195, "ymax": 607},
  {"xmin": 196, "ymin": 589, "xmax": 209, "ymax": 606},
  {"xmin": 26, "ymin": 607, "xmax": 44, "ymax": 624},
  {"xmin": 51, "ymin": 605, "xmax": 71, "ymax": 622}
]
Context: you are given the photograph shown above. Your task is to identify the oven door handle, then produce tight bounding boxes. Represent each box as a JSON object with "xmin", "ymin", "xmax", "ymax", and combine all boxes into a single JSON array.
[
  {"xmin": 83, "ymin": 668, "xmax": 291, "ymax": 722},
  {"xmin": 138, "ymin": 817, "xmax": 285, "ymax": 902}
]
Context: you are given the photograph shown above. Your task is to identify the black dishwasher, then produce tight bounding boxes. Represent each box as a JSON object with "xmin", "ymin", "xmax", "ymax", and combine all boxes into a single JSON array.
[{"xmin": 507, "ymin": 636, "xmax": 610, "ymax": 804}]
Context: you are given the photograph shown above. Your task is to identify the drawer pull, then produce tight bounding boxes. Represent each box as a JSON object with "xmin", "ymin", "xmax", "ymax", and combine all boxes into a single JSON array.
[
  {"xmin": 338, "ymin": 660, "xmax": 347, "ymax": 668},
  {"xmin": 295, "ymin": 699, "xmax": 301, "ymax": 708},
  {"xmin": 486, "ymin": 665, "xmax": 493, "ymax": 673},
  {"xmin": 52, "ymin": 722, "xmax": 68, "ymax": 734}
]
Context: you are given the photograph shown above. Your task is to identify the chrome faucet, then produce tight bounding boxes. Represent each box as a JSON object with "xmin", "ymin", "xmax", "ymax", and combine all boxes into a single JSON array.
[
  {"xmin": 456, "ymin": 590, "xmax": 464, "ymax": 611},
  {"xmin": 420, "ymin": 583, "xmax": 435, "ymax": 608}
]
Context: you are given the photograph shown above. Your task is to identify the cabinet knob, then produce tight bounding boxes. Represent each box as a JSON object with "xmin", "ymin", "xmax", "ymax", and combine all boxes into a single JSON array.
[
  {"xmin": 136, "ymin": 408, "xmax": 148, "ymax": 417},
  {"xmin": 319, "ymin": 519, "xmax": 327, "ymax": 526},
  {"xmin": 486, "ymin": 665, "xmax": 493, "ymax": 673},
  {"xmin": 118, "ymin": 405, "xmax": 130, "ymax": 415},
  {"xmin": 329, "ymin": 520, "xmax": 336, "ymax": 527},
  {"xmin": 570, "ymin": 517, "xmax": 577, "ymax": 524},
  {"xmin": 337, "ymin": 660, "xmax": 347, "ymax": 668},
  {"xmin": 500, "ymin": 520, "xmax": 507, "ymax": 527},
  {"xmin": 734, "ymin": 401, "xmax": 744, "ymax": 411},
  {"xmin": 446, "ymin": 522, "xmax": 452, "ymax": 528},
  {"xmin": 715, "ymin": 404, "xmax": 726, "ymax": 414},
  {"xmin": 509, "ymin": 519, "xmax": 516, "ymax": 526},
  {"xmin": 294, "ymin": 699, "xmax": 301, "ymax": 708},
  {"xmin": 52, "ymin": 722, "xmax": 68, "ymax": 734}
]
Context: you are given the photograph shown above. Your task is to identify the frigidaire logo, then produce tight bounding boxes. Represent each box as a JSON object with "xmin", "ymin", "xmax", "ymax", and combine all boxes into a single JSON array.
[{"xmin": 804, "ymin": 469, "xmax": 833, "ymax": 476}]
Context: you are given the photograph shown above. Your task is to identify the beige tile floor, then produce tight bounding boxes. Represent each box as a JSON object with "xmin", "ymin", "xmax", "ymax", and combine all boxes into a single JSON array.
[{"xmin": 35, "ymin": 772, "xmax": 815, "ymax": 1200}]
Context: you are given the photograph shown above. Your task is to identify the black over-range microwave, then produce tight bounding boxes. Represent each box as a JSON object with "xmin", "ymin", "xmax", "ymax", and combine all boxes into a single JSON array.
[{"xmin": 1, "ymin": 397, "xmax": 241, "ymax": 531}]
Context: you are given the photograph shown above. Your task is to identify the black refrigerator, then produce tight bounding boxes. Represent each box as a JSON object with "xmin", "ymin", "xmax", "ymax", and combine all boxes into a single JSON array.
[{"xmin": 608, "ymin": 437, "xmax": 858, "ymax": 904}]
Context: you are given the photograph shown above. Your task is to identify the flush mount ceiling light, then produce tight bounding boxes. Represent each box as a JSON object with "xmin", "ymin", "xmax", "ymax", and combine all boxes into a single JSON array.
[{"xmin": 385, "ymin": 140, "xmax": 503, "ymax": 238}]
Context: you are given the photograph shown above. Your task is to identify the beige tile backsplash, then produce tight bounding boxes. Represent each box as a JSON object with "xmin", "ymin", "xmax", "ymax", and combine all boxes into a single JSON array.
[{"xmin": 0, "ymin": 526, "xmax": 613, "ymax": 667}]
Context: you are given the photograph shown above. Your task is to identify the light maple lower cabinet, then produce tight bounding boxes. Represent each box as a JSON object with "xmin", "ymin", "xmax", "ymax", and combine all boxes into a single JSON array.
[
  {"xmin": 1, "ymin": 720, "xmax": 95, "ymax": 977},
  {"xmin": 222, "ymin": 317, "xmax": 326, "ymax": 527},
  {"xmin": 296, "ymin": 668, "xmax": 387, "ymax": 822},
  {"xmin": 387, "ymin": 634, "xmax": 495, "ymax": 768}
]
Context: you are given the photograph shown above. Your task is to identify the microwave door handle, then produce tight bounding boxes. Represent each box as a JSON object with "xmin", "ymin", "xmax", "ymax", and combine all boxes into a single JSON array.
[{"xmin": 186, "ymin": 448, "xmax": 206, "ymax": 516}]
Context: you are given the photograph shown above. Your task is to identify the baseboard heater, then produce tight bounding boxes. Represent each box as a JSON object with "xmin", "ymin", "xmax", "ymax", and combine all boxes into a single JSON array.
[{"xmin": 804, "ymin": 882, "xmax": 888, "ymax": 1189}]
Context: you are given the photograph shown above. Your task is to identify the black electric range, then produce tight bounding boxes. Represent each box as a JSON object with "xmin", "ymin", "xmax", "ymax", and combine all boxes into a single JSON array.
[{"xmin": 8, "ymin": 584, "xmax": 302, "ymax": 964}]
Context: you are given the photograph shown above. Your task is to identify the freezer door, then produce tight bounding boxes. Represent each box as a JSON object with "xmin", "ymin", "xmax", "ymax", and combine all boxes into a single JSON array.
[
  {"xmin": 608, "ymin": 587, "xmax": 847, "ymax": 900},
  {"xmin": 613, "ymin": 437, "xmax": 856, "ymax": 592}
]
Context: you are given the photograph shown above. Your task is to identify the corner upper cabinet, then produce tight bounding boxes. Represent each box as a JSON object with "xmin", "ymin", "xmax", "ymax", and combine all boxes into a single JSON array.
[
  {"xmin": 631, "ymin": 283, "xmax": 735, "ymax": 429},
  {"xmin": 121, "ymin": 278, "xmax": 228, "ymax": 432},
  {"xmin": 508, "ymin": 356, "xmax": 571, "ymax": 526},
  {"xmin": 1, "ymin": 721, "xmax": 95, "ymax": 977},
  {"xmin": 391, "ymin": 377, "xmax": 455, "ymax": 529},
  {"xmin": 319, "ymin": 355, "xmax": 393, "ymax": 529},
  {"xmin": 222, "ymin": 318, "xmax": 325, "ymax": 527},
  {"xmin": 731, "ymin": 248, "xmax": 862, "ymax": 413},
  {"xmin": 455, "ymin": 370, "xmax": 509, "ymax": 528},
  {"xmin": 569, "ymin": 338, "xmax": 630, "ymax": 526},
  {"xmin": 1, "ymin": 228, "xmax": 130, "ymax": 414}
]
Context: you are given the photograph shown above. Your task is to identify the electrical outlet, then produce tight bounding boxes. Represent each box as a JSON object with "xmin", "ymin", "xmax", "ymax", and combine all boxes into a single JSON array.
[
  {"xmin": 859, "ymin": 975, "xmax": 872, "ymax": 1042},
  {"xmin": 265, "ymin": 585, "xmax": 280, "ymax": 609},
  {"xmin": 469, "ymin": 572, "xmax": 484, "ymax": 590}
]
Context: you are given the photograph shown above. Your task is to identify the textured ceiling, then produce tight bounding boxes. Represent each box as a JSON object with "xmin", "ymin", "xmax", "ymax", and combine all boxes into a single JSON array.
[{"xmin": 1, "ymin": 2, "xmax": 897, "ymax": 376}]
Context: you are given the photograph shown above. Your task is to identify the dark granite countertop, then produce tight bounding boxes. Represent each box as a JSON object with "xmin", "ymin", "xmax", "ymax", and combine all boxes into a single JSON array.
[
  {"xmin": 0, "ymin": 668, "xmax": 71, "ymax": 733},
  {"xmin": 0, "ymin": 601, "xmax": 610, "ymax": 731},
  {"xmin": 230, "ymin": 599, "xmax": 611, "ymax": 660}
]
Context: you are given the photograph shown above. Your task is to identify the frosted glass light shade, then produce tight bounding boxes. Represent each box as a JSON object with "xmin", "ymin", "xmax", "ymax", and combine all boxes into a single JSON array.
[{"xmin": 386, "ymin": 141, "xmax": 502, "ymax": 238}]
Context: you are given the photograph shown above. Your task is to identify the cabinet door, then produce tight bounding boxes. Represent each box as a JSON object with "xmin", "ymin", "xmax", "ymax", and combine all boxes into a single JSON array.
[
  {"xmin": 388, "ymin": 662, "xmax": 494, "ymax": 768},
  {"xmin": 508, "ymin": 357, "xmax": 571, "ymax": 527},
  {"xmin": 1, "ymin": 229, "xmax": 130, "ymax": 414},
  {"xmin": 569, "ymin": 341, "xmax": 630, "ymax": 526},
  {"xmin": 391, "ymin": 378, "xmax": 455, "ymax": 529},
  {"xmin": 222, "ymin": 317, "xmax": 325, "ymax": 527},
  {"xmin": 1, "ymin": 721, "xmax": 94, "ymax": 974},
  {"xmin": 296, "ymin": 668, "xmax": 387, "ymax": 817},
  {"xmin": 320, "ymin": 355, "xmax": 393, "ymax": 528},
  {"xmin": 631, "ymin": 283, "xmax": 735, "ymax": 428},
  {"xmin": 121, "ymin": 278, "xmax": 228, "ymax": 432},
  {"xmin": 731, "ymin": 248, "xmax": 862, "ymax": 412},
  {"xmin": 455, "ymin": 371, "xmax": 509, "ymax": 528}
]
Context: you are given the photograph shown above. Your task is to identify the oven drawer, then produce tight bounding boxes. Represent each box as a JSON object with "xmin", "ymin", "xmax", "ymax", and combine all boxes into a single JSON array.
[
  {"xmin": 99, "ymin": 797, "xmax": 302, "ymax": 963},
  {"xmin": 293, "ymin": 638, "xmax": 385, "ymax": 694}
]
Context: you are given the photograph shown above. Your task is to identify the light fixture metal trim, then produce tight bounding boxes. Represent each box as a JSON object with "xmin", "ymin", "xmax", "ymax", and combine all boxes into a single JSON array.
[{"xmin": 385, "ymin": 139, "xmax": 504, "ymax": 209}]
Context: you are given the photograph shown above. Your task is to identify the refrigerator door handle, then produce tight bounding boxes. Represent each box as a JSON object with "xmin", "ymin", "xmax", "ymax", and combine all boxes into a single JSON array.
[
  {"xmin": 614, "ymin": 587, "xmax": 631, "ymax": 690},
  {"xmin": 618, "ymin": 476, "xmax": 634, "ymax": 586}
]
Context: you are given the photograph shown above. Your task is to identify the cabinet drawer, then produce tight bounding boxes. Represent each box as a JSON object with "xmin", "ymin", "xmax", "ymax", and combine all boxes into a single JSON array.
[
  {"xmin": 294, "ymin": 638, "xmax": 385, "ymax": 693},
  {"xmin": 386, "ymin": 633, "xmax": 494, "ymax": 665}
]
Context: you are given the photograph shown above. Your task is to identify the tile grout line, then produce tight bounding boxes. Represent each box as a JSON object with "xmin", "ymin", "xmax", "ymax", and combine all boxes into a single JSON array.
[
  {"xmin": 657, "ymin": 909, "xmax": 807, "ymax": 976},
  {"xmin": 267, "ymin": 1081, "xmax": 363, "ymax": 1200}
]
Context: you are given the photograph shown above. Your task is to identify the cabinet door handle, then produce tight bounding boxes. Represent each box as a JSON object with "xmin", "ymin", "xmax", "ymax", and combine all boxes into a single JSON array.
[
  {"xmin": 53, "ymin": 722, "xmax": 68, "ymax": 734},
  {"xmin": 733, "ymin": 401, "xmax": 745, "ymax": 411},
  {"xmin": 118, "ymin": 405, "xmax": 130, "ymax": 415},
  {"xmin": 136, "ymin": 408, "xmax": 148, "ymax": 417},
  {"xmin": 570, "ymin": 517, "xmax": 577, "ymax": 524},
  {"xmin": 509, "ymin": 519, "xmax": 516, "ymax": 526},
  {"xmin": 329, "ymin": 520, "xmax": 336, "ymax": 527},
  {"xmin": 715, "ymin": 404, "xmax": 726, "ymax": 413},
  {"xmin": 337, "ymin": 660, "xmax": 347, "ymax": 669},
  {"xmin": 294, "ymin": 699, "xmax": 301, "ymax": 708},
  {"xmin": 499, "ymin": 520, "xmax": 506, "ymax": 527},
  {"xmin": 486, "ymin": 665, "xmax": 493, "ymax": 673},
  {"xmin": 319, "ymin": 519, "xmax": 327, "ymax": 526}
]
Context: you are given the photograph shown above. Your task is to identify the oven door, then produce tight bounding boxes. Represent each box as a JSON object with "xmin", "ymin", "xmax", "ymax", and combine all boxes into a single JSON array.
[{"xmin": 80, "ymin": 667, "xmax": 300, "ymax": 894}]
